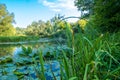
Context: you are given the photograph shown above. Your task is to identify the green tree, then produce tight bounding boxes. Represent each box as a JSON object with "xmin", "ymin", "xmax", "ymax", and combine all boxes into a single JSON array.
[
  {"xmin": 16, "ymin": 27, "xmax": 25, "ymax": 36},
  {"xmin": 25, "ymin": 20, "xmax": 48, "ymax": 36},
  {"xmin": 74, "ymin": 0, "xmax": 94, "ymax": 17},
  {"xmin": 75, "ymin": 0, "xmax": 120, "ymax": 32},
  {"xmin": 50, "ymin": 14, "xmax": 65, "ymax": 33},
  {"xmin": 0, "ymin": 4, "xmax": 16, "ymax": 36},
  {"xmin": 25, "ymin": 15, "xmax": 68, "ymax": 37},
  {"xmin": 45, "ymin": 20, "xmax": 52, "ymax": 34},
  {"xmin": 93, "ymin": 0, "xmax": 120, "ymax": 32}
]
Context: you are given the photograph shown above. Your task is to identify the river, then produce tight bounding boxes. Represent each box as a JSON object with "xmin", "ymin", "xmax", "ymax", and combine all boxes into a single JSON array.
[{"xmin": 0, "ymin": 40, "xmax": 68, "ymax": 80}]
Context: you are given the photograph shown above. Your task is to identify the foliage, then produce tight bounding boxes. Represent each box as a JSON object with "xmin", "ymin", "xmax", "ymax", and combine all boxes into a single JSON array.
[
  {"xmin": 93, "ymin": 0, "xmax": 120, "ymax": 32},
  {"xmin": 77, "ymin": 19, "xmax": 87, "ymax": 30},
  {"xmin": 75, "ymin": 0, "xmax": 120, "ymax": 32},
  {"xmin": 15, "ymin": 27, "xmax": 26, "ymax": 36},
  {"xmin": 61, "ymin": 25, "xmax": 120, "ymax": 79},
  {"xmin": 0, "ymin": 46, "xmax": 15, "ymax": 57},
  {"xmin": 0, "ymin": 4, "xmax": 16, "ymax": 36},
  {"xmin": 25, "ymin": 20, "xmax": 50, "ymax": 37},
  {"xmin": 74, "ymin": 0, "xmax": 94, "ymax": 17},
  {"xmin": 24, "ymin": 15, "xmax": 70, "ymax": 38},
  {"xmin": 0, "ymin": 1, "xmax": 120, "ymax": 80},
  {"xmin": 0, "ymin": 56, "xmax": 13, "ymax": 64},
  {"xmin": 0, "ymin": 36, "xmax": 39, "ymax": 42},
  {"xmin": 0, "ymin": 28, "xmax": 120, "ymax": 80}
]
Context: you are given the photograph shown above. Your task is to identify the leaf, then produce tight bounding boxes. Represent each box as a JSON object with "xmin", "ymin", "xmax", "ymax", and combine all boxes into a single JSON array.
[
  {"xmin": 22, "ymin": 46, "xmax": 26, "ymax": 53},
  {"xmin": 69, "ymin": 77, "xmax": 77, "ymax": 80}
]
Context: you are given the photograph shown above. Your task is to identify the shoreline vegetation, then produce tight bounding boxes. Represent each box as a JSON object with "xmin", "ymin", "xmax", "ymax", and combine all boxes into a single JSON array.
[
  {"xmin": 0, "ymin": 36, "xmax": 39, "ymax": 42},
  {"xmin": 0, "ymin": 0, "xmax": 120, "ymax": 79},
  {"xmin": 0, "ymin": 30, "xmax": 120, "ymax": 79},
  {"xmin": 0, "ymin": 37, "xmax": 65, "ymax": 45}
]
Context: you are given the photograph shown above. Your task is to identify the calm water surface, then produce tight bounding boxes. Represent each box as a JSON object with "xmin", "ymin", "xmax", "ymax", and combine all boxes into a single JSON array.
[
  {"xmin": 0, "ymin": 42, "xmax": 57, "ymax": 57},
  {"xmin": 0, "ymin": 42, "xmax": 64, "ymax": 80}
]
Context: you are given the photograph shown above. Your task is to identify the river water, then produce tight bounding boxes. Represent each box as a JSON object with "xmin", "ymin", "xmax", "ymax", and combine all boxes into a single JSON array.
[
  {"xmin": 0, "ymin": 41, "xmax": 66, "ymax": 80},
  {"xmin": 0, "ymin": 42, "xmax": 56, "ymax": 57}
]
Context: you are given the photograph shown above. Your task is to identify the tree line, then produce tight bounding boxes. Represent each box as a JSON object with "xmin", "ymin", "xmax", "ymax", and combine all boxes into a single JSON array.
[
  {"xmin": 0, "ymin": 0, "xmax": 120, "ymax": 37},
  {"xmin": 0, "ymin": 3, "xmax": 86, "ymax": 37}
]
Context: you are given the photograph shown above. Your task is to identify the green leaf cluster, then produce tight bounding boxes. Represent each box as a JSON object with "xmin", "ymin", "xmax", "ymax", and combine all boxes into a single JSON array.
[
  {"xmin": 75, "ymin": 0, "xmax": 120, "ymax": 32},
  {"xmin": 0, "ymin": 4, "xmax": 16, "ymax": 36}
]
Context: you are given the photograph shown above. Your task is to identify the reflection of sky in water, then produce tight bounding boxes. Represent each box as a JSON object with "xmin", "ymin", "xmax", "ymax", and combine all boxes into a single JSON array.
[
  {"xmin": 0, "ymin": 60, "xmax": 61, "ymax": 80},
  {"xmin": 13, "ymin": 47, "xmax": 22, "ymax": 56},
  {"xmin": 0, "ymin": 42, "xmax": 57, "ymax": 57},
  {"xmin": 0, "ymin": 42, "xmax": 66, "ymax": 80}
]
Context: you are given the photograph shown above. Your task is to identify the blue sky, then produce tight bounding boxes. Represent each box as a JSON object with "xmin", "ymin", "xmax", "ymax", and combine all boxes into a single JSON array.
[{"xmin": 0, "ymin": 0, "xmax": 80, "ymax": 28}]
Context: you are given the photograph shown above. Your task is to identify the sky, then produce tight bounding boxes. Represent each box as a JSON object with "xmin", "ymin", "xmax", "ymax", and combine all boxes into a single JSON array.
[{"xmin": 0, "ymin": 0, "xmax": 80, "ymax": 28}]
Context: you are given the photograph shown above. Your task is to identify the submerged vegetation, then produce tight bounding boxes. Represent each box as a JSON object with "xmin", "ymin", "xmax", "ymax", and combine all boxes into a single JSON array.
[{"xmin": 0, "ymin": 0, "xmax": 120, "ymax": 80}]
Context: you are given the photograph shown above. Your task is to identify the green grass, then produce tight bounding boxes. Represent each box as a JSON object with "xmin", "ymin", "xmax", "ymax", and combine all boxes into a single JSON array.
[
  {"xmin": 0, "ymin": 36, "xmax": 39, "ymax": 42},
  {"xmin": 33, "ymin": 23, "xmax": 120, "ymax": 80},
  {"xmin": 59, "ymin": 24, "xmax": 120, "ymax": 80}
]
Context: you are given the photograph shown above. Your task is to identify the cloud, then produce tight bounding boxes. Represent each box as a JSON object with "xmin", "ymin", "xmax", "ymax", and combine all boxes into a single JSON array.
[
  {"xmin": 38, "ymin": 0, "xmax": 80, "ymax": 22},
  {"xmin": 39, "ymin": 0, "xmax": 77, "ymax": 12},
  {"xmin": 51, "ymin": 8, "xmax": 61, "ymax": 12},
  {"xmin": 43, "ymin": 0, "xmax": 55, "ymax": 8}
]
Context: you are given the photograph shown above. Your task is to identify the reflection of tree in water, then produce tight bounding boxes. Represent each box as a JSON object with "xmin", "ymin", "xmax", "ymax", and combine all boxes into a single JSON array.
[
  {"xmin": 26, "ymin": 42, "xmax": 54, "ymax": 49},
  {"xmin": 0, "ymin": 42, "xmax": 55, "ymax": 57},
  {"xmin": 0, "ymin": 47, "xmax": 15, "ymax": 57}
]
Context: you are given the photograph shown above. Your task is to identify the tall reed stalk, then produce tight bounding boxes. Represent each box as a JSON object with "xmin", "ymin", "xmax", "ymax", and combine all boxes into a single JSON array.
[{"xmin": 60, "ymin": 23, "xmax": 120, "ymax": 80}]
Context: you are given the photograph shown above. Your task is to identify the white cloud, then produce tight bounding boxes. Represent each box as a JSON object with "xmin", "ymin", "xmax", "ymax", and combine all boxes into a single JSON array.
[
  {"xmin": 51, "ymin": 8, "xmax": 61, "ymax": 12},
  {"xmin": 57, "ymin": 0, "xmax": 77, "ymax": 10},
  {"xmin": 39, "ymin": 0, "xmax": 77, "ymax": 12},
  {"xmin": 38, "ymin": 0, "xmax": 81, "ymax": 22},
  {"xmin": 43, "ymin": 0, "xmax": 55, "ymax": 8}
]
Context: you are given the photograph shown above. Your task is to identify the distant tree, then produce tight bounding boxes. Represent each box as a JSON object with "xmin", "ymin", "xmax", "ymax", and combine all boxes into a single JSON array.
[
  {"xmin": 16, "ymin": 27, "xmax": 25, "ymax": 36},
  {"xmin": 45, "ymin": 21, "xmax": 52, "ymax": 34},
  {"xmin": 0, "ymin": 4, "xmax": 16, "ymax": 36},
  {"xmin": 50, "ymin": 14, "xmax": 65, "ymax": 33},
  {"xmin": 25, "ymin": 20, "xmax": 48, "ymax": 36},
  {"xmin": 25, "ymin": 15, "xmax": 69, "ymax": 37}
]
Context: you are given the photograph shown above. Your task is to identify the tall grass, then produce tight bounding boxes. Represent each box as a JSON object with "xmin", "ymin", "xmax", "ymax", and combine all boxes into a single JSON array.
[
  {"xmin": 34, "ymin": 23, "xmax": 120, "ymax": 80},
  {"xmin": 60, "ymin": 24, "xmax": 120, "ymax": 80}
]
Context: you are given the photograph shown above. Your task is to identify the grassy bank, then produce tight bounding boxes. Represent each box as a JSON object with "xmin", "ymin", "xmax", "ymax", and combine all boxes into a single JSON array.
[
  {"xmin": 0, "ymin": 36, "xmax": 39, "ymax": 42},
  {"xmin": 58, "ymin": 24, "xmax": 120, "ymax": 79},
  {"xmin": 61, "ymin": 33, "xmax": 120, "ymax": 80},
  {"xmin": 0, "ymin": 24, "xmax": 119, "ymax": 80}
]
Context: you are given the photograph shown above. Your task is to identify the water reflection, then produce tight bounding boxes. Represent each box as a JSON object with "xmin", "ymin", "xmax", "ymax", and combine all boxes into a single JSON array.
[
  {"xmin": 0, "ymin": 42, "xmax": 67, "ymax": 79},
  {"xmin": 0, "ymin": 42, "xmax": 56, "ymax": 57},
  {"xmin": 0, "ymin": 46, "xmax": 15, "ymax": 57}
]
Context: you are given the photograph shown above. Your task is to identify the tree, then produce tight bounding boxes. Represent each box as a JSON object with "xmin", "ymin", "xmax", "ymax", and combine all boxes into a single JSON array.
[
  {"xmin": 0, "ymin": 4, "xmax": 16, "ymax": 36},
  {"xmin": 75, "ymin": 0, "xmax": 120, "ymax": 32},
  {"xmin": 25, "ymin": 15, "xmax": 69, "ymax": 37},
  {"xmin": 16, "ymin": 27, "xmax": 25, "ymax": 36},
  {"xmin": 74, "ymin": 0, "xmax": 94, "ymax": 17},
  {"xmin": 50, "ymin": 14, "xmax": 65, "ymax": 33},
  {"xmin": 93, "ymin": 0, "xmax": 120, "ymax": 32},
  {"xmin": 25, "ymin": 20, "xmax": 49, "ymax": 36},
  {"xmin": 45, "ymin": 21, "xmax": 52, "ymax": 34}
]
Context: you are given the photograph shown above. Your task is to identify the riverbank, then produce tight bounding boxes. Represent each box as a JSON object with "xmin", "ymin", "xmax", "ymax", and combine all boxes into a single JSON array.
[
  {"xmin": 0, "ymin": 36, "xmax": 39, "ymax": 42},
  {"xmin": 0, "ymin": 38, "xmax": 65, "ymax": 45}
]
